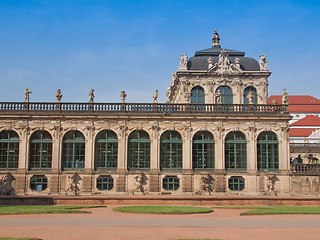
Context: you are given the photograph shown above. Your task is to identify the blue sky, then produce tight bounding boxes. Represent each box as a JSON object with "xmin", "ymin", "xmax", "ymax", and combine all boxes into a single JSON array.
[{"xmin": 0, "ymin": 0, "xmax": 319, "ymax": 103}]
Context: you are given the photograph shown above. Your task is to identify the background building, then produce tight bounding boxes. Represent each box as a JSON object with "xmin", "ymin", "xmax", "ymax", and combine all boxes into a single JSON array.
[{"xmin": 0, "ymin": 31, "xmax": 296, "ymax": 196}]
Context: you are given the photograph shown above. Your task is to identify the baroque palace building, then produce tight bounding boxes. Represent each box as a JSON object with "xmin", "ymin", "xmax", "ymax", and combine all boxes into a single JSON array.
[{"xmin": 0, "ymin": 31, "xmax": 292, "ymax": 196}]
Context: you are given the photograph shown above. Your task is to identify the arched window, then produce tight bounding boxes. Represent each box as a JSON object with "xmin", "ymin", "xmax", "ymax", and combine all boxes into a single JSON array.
[
  {"xmin": 29, "ymin": 131, "xmax": 52, "ymax": 170},
  {"xmin": 257, "ymin": 131, "xmax": 279, "ymax": 170},
  {"xmin": 191, "ymin": 86, "xmax": 205, "ymax": 104},
  {"xmin": 216, "ymin": 86, "xmax": 233, "ymax": 104},
  {"xmin": 95, "ymin": 130, "xmax": 118, "ymax": 169},
  {"xmin": 0, "ymin": 131, "xmax": 19, "ymax": 170},
  {"xmin": 160, "ymin": 131, "xmax": 182, "ymax": 170},
  {"xmin": 192, "ymin": 131, "xmax": 214, "ymax": 169},
  {"xmin": 128, "ymin": 130, "xmax": 150, "ymax": 169},
  {"xmin": 225, "ymin": 131, "xmax": 247, "ymax": 170},
  {"xmin": 62, "ymin": 131, "xmax": 85, "ymax": 170},
  {"xmin": 244, "ymin": 86, "xmax": 257, "ymax": 104}
]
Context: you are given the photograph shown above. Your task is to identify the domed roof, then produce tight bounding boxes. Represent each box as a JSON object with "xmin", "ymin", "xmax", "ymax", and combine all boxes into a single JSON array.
[{"xmin": 187, "ymin": 31, "xmax": 260, "ymax": 71}]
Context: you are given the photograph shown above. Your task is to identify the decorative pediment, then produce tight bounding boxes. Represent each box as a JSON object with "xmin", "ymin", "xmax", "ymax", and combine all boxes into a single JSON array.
[{"xmin": 207, "ymin": 49, "xmax": 242, "ymax": 74}]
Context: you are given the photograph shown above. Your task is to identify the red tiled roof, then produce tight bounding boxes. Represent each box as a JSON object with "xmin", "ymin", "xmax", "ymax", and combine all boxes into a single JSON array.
[
  {"xmin": 268, "ymin": 95, "xmax": 320, "ymax": 104},
  {"xmin": 289, "ymin": 128, "xmax": 318, "ymax": 137},
  {"xmin": 290, "ymin": 115, "xmax": 320, "ymax": 126},
  {"xmin": 268, "ymin": 95, "xmax": 320, "ymax": 113}
]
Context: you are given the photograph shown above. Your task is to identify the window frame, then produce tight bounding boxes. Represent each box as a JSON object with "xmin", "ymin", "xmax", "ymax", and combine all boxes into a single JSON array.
[
  {"xmin": 0, "ymin": 131, "xmax": 19, "ymax": 170},
  {"xmin": 97, "ymin": 175, "xmax": 114, "ymax": 191},
  {"xmin": 29, "ymin": 131, "xmax": 52, "ymax": 170},
  {"xmin": 62, "ymin": 131, "xmax": 85, "ymax": 170},
  {"xmin": 95, "ymin": 130, "xmax": 118, "ymax": 170},
  {"xmin": 30, "ymin": 175, "xmax": 48, "ymax": 191},
  {"xmin": 191, "ymin": 86, "xmax": 205, "ymax": 104},
  {"xmin": 243, "ymin": 86, "xmax": 258, "ymax": 104},
  {"xmin": 225, "ymin": 132, "xmax": 247, "ymax": 170},
  {"xmin": 228, "ymin": 176, "xmax": 245, "ymax": 191},
  {"xmin": 160, "ymin": 131, "xmax": 183, "ymax": 170},
  {"xmin": 216, "ymin": 86, "xmax": 233, "ymax": 104},
  {"xmin": 163, "ymin": 176, "xmax": 180, "ymax": 191},
  {"xmin": 192, "ymin": 131, "xmax": 215, "ymax": 170},
  {"xmin": 127, "ymin": 130, "xmax": 151, "ymax": 170},
  {"xmin": 257, "ymin": 131, "xmax": 279, "ymax": 171}
]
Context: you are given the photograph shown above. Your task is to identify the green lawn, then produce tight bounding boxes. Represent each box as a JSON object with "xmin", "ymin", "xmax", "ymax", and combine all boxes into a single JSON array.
[
  {"xmin": 0, "ymin": 205, "xmax": 105, "ymax": 215},
  {"xmin": 214, "ymin": 206, "xmax": 320, "ymax": 215},
  {"xmin": 113, "ymin": 206, "xmax": 213, "ymax": 214}
]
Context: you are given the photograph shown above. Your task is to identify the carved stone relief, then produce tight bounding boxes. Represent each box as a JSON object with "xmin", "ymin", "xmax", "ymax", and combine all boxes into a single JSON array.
[{"xmin": 0, "ymin": 173, "xmax": 15, "ymax": 195}]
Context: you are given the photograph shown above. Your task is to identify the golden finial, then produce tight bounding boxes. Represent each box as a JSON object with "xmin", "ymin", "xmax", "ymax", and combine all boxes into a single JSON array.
[{"xmin": 212, "ymin": 29, "xmax": 221, "ymax": 47}]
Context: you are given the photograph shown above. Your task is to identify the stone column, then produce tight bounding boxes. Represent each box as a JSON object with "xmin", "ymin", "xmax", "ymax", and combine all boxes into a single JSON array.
[
  {"xmin": 84, "ymin": 127, "xmax": 94, "ymax": 170},
  {"xmin": 214, "ymin": 127, "xmax": 226, "ymax": 192},
  {"xmin": 182, "ymin": 127, "xmax": 192, "ymax": 170},
  {"xmin": 51, "ymin": 126, "xmax": 61, "ymax": 171},
  {"xmin": 116, "ymin": 125, "xmax": 127, "ymax": 192},
  {"xmin": 117, "ymin": 125, "xmax": 127, "ymax": 170},
  {"xmin": 233, "ymin": 82, "xmax": 242, "ymax": 104},
  {"xmin": 247, "ymin": 127, "xmax": 257, "ymax": 173},
  {"xmin": 18, "ymin": 128, "xmax": 28, "ymax": 171},
  {"xmin": 151, "ymin": 126, "xmax": 159, "ymax": 170},
  {"xmin": 182, "ymin": 126, "xmax": 193, "ymax": 193},
  {"xmin": 279, "ymin": 127, "xmax": 290, "ymax": 171},
  {"xmin": 16, "ymin": 128, "xmax": 28, "ymax": 194},
  {"xmin": 149, "ymin": 125, "xmax": 160, "ymax": 192},
  {"xmin": 214, "ymin": 127, "xmax": 224, "ymax": 171}
]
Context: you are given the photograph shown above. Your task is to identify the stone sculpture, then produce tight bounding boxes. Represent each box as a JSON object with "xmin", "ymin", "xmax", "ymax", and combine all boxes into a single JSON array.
[
  {"xmin": 207, "ymin": 57, "xmax": 214, "ymax": 69},
  {"xmin": 199, "ymin": 174, "xmax": 214, "ymax": 195},
  {"xmin": 0, "ymin": 174, "xmax": 15, "ymax": 195},
  {"xmin": 259, "ymin": 54, "xmax": 268, "ymax": 71},
  {"xmin": 235, "ymin": 57, "xmax": 241, "ymax": 68},
  {"xmin": 89, "ymin": 89, "xmax": 95, "ymax": 103},
  {"xmin": 282, "ymin": 88, "xmax": 289, "ymax": 105},
  {"xmin": 56, "ymin": 89, "xmax": 62, "ymax": 102},
  {"xmin": 215, "ymin": 89, "xmax": 222, "ymax": 104},
  {"xmin": 153, "ymin": 90, "xmax": 158, "ymax": 103},
  {"xmin": 134, "ymin": 173, "xmax": 147, "ymax": 194},
  {"xmin": 66, "ymin": 172, "xmax": 81, "ymax": 195},
  {"xmin": 265, "ymin": 174, "xmax": 279, "ymax": 196},
  {"xmin": 120, "ymin": 91, "xmax": 127, "ymax": 103},
  {"xmin": 178, "ymin": 53, "xmax": 188, "ymax": 70},
  {"xmin": 24, "ymin": 88, "xmax": 32, "ymax": 102},
  {"xmin": 246, "ymin": 91, "xmax": 255, "ymax": 104}
]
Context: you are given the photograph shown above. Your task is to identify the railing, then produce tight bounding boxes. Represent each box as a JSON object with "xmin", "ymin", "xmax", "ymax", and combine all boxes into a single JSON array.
[
  {"xmin": 290, "ymin": 143, "xmax": 320, "ymax": 149},
  {"xmin": 291, "ymin": 164, "xmax": 320, "ymax": 174},
  {"xmin": 0, "ymin": 102, "xmax": 288, "ymax": 114}
]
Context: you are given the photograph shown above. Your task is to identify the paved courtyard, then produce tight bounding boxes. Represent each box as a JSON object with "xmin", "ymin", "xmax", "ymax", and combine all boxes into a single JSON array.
[{"xmin": 0, "ymin": 206, "xmax": 320, "ymax": 240}]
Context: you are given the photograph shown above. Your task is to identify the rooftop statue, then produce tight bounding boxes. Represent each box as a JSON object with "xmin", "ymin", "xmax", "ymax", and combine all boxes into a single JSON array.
[
  {"xmin": 153, "ymin": 90, "xmax": 158, "ymax": 103},
  {"xmin": 56, "ymin": 89, "xmax": 63, "ymax": 102},
  {"xmin": 178, "ymin": 53, "xmax": 188, "ymax": 70},
  {"xmin": 259, "ymin": 54, "xmax": 268, "ymax": 71},
  {"xmin": 24, "ymin": 88, "xmax": 32, "ymax": 102},
  {"xmin": 120, "ymin": 90, "xmax": 127, "ymax": 103},
  {"xmin": 282, "ymin": 88, "xmax": 289, "ymax": 105},
  {"xmin": 89, "ymin": 89, "xmax": 95, "ymax": 103}
]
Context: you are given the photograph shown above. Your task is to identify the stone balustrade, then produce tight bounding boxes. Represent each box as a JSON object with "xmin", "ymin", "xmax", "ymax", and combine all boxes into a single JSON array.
[
  {"xmin": 291, "ymin": 164, "xmax": 320, "ymax": 174},
  {"xmin": 0, "ymin": 102, "xmax": 288, "ymax": 114}
]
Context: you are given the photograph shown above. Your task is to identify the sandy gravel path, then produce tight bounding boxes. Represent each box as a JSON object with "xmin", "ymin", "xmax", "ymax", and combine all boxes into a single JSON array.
[{"xmin": 0, "ymin": 206, "xmax": 319, "ymax": 240}]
